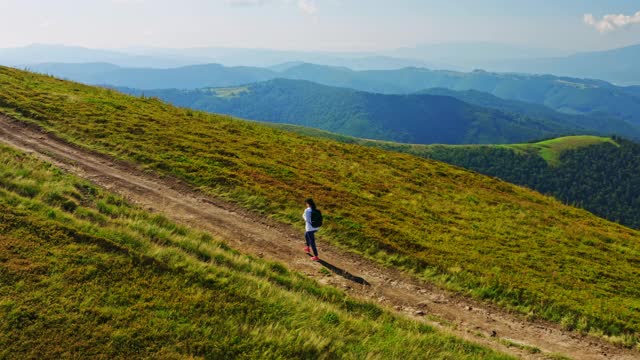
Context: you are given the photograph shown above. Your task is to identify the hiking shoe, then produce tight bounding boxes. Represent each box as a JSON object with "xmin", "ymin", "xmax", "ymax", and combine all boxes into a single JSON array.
[
  {"xmin": 310, "ymin": 256, "xmax": 320, "ymax": 261},
  {"xmin": 303, "ymin": 246, "xmax": 311, "ymax": 253}
]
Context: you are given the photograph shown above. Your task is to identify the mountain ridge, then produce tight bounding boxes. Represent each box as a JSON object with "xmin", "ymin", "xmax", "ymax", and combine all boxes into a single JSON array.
[
  {"xmin": 21, "ymin": 61, "xmax": 640, "ymax": 127},
  {"xmin": 117, "ymin": 78, "xmax": 596, "ymax": 145},
  {"xmin": 487, "ymin": 43, "xmax": 640, "ymax": 85},
  {"xmin": 116, "ymin": 78, "xmax": 640, "ymax": 143},
  {"xmin": 5, "ymin": 42, "xmax": 640, "ymax": 84},
  {"xmin": 417, "ymin": 87, "xmax": 640, "ymax": 139}
]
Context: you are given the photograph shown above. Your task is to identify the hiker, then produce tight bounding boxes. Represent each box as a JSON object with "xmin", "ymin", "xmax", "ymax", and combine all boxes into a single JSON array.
[{"xmin": 302, "ymin": 198, "xmax": 322, "ymax": 261}]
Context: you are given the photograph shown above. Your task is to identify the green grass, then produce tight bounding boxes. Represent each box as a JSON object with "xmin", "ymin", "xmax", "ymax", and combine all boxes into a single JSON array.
[
  {"xmin": 0, "ymin": 144, "xmax": 512, "ymax": 359},
  {"xmin": 504, "ymin": 136, "xmax": 618, "ymax": 165},
  {"xmin": 1, "ymin": 66, "xmax": 639, "ymax": 346},
  {"xmin": 302, "ymin": 131, "xmax": 640, "ymax": 230},
  {"xmin": 210, "ymin": 86, "xmax": 250, "ymax": 98}
]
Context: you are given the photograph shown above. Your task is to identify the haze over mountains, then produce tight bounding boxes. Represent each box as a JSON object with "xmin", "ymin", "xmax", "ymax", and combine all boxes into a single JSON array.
[
  {"xmin": 23, "ymin": 56, "xmax": 640, "ymax": 144},
  {"xmin": 0, "ymin": 44, "xmax": 195, "ymax": 68},
  {"xmin": 0, "ymin": 44, "xmax": 435, "ymax": 71},
  {"xmin": 23, "ymin": 60, "xmax": 640, "ymax": 125},
  {"xmin": 3, "ymin": 42, "xmax": 640, "ymax": 84},
  {"xmin": 485, "ymin": 43, "xmax": 640, "ymax": 86}
]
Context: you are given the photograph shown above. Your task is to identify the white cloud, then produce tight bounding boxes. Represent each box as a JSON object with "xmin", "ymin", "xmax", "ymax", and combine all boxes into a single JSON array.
[{"xmin": 584, "ymin": 11, "xmax": 640, "ymax": 33}]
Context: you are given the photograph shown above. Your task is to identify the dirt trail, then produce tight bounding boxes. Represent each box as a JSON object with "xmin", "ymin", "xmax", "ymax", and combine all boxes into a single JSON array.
[{"xmin": 0, "ymin": 115, "xmax": 637, "ymax": 360}]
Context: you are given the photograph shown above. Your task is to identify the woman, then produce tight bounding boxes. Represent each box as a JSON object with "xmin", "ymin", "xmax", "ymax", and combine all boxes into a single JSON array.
[{"xmin": 302, "ymin": 198, "xmax": 321, "ymax": 261}]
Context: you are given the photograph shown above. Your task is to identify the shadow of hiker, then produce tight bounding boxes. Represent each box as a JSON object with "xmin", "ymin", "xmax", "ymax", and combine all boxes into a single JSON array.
[{"xmin": 315, "ymin": 257, "xmax": 370, "ymax": 286}]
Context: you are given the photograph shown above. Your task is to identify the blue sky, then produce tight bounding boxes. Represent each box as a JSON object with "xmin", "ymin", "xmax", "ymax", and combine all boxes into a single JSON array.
[{"xmin": 0, "ymin": 0, "xmax": 639, "ymax": 51}]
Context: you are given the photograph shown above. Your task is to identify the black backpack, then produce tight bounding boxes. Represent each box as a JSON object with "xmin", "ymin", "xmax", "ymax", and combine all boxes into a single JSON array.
[{"xmin": 310, "ymin": 208, "xmax": 323, "ymax": 228}]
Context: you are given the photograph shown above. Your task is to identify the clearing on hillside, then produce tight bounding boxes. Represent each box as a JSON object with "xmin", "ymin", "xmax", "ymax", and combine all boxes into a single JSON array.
[{"xmin": 504, "ymin": 136, "xmax": 618, "ymax": 165}]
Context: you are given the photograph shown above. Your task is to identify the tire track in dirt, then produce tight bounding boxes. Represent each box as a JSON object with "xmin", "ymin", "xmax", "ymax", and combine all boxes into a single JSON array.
[{"xmin": 0, "ymin": 114, "xmax": 636, "ymax": 360}]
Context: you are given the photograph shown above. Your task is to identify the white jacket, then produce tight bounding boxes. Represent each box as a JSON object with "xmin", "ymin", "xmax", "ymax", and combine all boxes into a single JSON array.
[{"xmin": 303, "ymin": 207, "xmax": 320, "ymax": 232}]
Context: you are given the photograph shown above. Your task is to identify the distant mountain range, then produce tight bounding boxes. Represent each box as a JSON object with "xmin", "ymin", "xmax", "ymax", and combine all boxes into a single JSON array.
[
  {"xmin": 274, "ymin": 65, "xmax": 640, "ymax": 126},
  {"xmin": 0, "ymin": 44, "xmax": 197, "ymax": 68},
  {"xmin": 486, "ymin": 44, "xmax": 640, "ymax": 86},
  {"xmin": 3, "ymin": 42, "xmax": 640, "ymax": 83},
  {"xmin": 388, "ymin": 42, "xmax": 567, "ymax": 66},
  {"xmin": 0, "ymin": 44, "xmax": 436, "ymax": 71},
  {"xmin": 32, "ymin": 62, "xmax": 277, "ymax": 89},
  {"xmin": 125, "ymin": 46, "xmax": 439, "ymax": 70},
  {"xmin": 387, "ymin": 42, "xmax": 640, "ymax": 85},
  {"xmin": 30, "ymin": 60, "xmax": 640, "ymax": 131},
  {"xmin": 417, "ymin": 88, "xmax": 639, "ymax": 139},
  {"xmin": 116, "ymin": 79, "xmax": 640, "ymax": 144}
]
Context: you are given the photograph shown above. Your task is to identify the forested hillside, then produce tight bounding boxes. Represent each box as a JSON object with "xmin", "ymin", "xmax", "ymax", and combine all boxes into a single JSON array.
[
  {"xmin": 279, "ymin": 65, "xmax": 640, "ymax": 126},
  {"xmin": 419, "ymin": 88, "xmax": 640, "ymax": 140},
  {"xmin": 118, "ymin": 79, "xmax": 587, "ymax": 145}
]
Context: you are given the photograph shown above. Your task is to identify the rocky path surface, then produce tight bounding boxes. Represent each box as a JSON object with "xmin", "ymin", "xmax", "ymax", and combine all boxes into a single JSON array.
[{"xmin": 1, "ymin": 114, "xmax": 636, "ymax": 360}]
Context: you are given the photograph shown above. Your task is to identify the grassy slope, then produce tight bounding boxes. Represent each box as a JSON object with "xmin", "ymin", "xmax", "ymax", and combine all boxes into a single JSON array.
[
  {"xmin": 505, "ymin": 136, "xmax": 618, "ymax": 165},
  {"xmin": 272, "ymin": 127, "xmax": 640, "ymax": 228},
  {"xmin": 0, "ymin": 144, "xmax": 511, "ymax": 359},
  {"xmin": 1, "ymin": 67, "xmax": 639, "ymax": 345}
]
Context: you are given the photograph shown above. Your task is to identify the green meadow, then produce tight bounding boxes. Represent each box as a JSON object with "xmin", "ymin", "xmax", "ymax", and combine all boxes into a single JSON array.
[
  {"xmin": 1, "ymin": 66, "xmax": 639, "ymax": 346},
  {"xmin": 504, "ymin": 136, "xmax": 618, "ymax": 165},
  {"xmin": 0, "ymin": 144, "xmax": 512, "ymax": 359}
]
